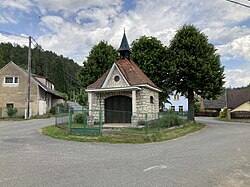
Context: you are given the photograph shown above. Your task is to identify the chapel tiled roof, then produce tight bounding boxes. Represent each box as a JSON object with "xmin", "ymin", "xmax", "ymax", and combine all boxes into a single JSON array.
[
  {"xmin": 87, "ymin": 58, "xmax": 159, "ymax": 90},
  {"xmin": 226, "ymin": 88, "xmax": 250, "ymax": 109}
]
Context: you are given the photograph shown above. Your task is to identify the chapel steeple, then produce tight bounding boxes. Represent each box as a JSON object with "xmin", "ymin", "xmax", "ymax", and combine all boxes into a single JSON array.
[{"xmin": 117, "ymin": 29, "xmax": 131, "ymax": 61}]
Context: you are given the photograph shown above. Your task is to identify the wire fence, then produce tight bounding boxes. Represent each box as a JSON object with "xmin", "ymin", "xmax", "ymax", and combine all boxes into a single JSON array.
[{"xmin": 55, "ymin": 107, "xmax": 188, "ymax": 136}]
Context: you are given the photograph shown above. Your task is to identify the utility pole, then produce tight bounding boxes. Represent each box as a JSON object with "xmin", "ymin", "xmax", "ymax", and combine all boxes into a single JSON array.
[{"xmin": 26, "ymin": 36, "xmax": 31, "ymax": 119}]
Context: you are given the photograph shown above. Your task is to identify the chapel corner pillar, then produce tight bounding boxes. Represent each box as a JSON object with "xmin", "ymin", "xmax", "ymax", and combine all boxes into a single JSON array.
[{"xmin": 132, "ymin": 90, "xmax": 137, "ymax": 115}]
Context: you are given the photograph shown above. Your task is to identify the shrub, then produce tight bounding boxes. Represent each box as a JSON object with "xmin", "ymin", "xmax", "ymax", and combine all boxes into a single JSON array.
[
  {"xmin": 73, "ymin": 113, "xmax": 84, "ymax": 123},
  {"xmin": 7, "ymin": 107, "xmax": 17, "ymax": 117},
  {"xmin": 159, "ymin": 112, "xmax": 185, "ymax": 128},
  {"xmin": 50, "ymin": 107, "xmax": 56, "ymax": 115},
  {"xmin": 219, "ymin": 107, "xmax": 227, "ymax": 118}
]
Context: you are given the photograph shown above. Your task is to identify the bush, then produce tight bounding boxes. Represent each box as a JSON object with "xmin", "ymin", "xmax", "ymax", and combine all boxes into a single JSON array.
[
  {"xmin": 219, "ymin": 107, "xmax": 227, "ymax": 118},
  {"xmin": 159, "ymin": 112, "xmax": 185, "ymax": 128},
  {"xmin": 73, "ymin": 113, "xmax": 84, "ymax": 123},
  {"xmin": 50, "ymin": 107, "xmax": 56, "ymax": 115},
  {"xmin": 7, "ymin": 107, "xmax": 17, "ymax": 117}
]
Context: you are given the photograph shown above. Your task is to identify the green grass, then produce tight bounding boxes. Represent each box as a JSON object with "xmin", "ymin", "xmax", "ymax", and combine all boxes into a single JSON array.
[{"xmin": 42, "ymin": 122, "xmax": 205, "ymax": 144}]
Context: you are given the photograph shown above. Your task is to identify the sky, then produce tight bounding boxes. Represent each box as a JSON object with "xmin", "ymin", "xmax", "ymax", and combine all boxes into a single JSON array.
[{"xmin": 0, "ymin": 0, "xmax": 250, "ymax": 88}]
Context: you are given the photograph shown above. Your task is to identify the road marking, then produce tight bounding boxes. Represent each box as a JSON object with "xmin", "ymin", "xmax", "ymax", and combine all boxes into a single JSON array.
[{"xmin": 143, "ymin": 165, "xmax": 167, "ymax": 172}]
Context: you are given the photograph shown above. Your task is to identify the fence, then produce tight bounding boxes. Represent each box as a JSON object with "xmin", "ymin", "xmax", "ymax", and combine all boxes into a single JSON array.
[
  {"xmin": 231, "ymin": 111, "xmax": 250, "ymax": 119},
  {"xmin": 55, "ymin": 107, "xmax": 188, "ymax": 136}
]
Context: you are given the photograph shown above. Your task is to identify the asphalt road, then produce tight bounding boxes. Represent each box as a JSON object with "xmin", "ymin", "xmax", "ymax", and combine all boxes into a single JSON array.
[{"xmin": 0, "ymin": 117, "xmax": 250, "ymax": 187}]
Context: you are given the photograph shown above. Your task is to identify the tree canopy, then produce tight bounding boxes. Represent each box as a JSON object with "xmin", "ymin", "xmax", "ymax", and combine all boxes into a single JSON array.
[
  {"xmin": 131, "ymin": 36, "xmax": 168, "ymax": 103},
  {"xmin": 165, "ymin": 25, "xmax": 224, "ymax": 121},
  {"xmin": 78, "ymin": 40, "xmax": 119, "ymax": 88}
]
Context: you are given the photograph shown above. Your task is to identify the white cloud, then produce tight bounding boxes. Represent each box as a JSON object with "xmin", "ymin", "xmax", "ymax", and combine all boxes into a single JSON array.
[
  {"xmin": 1, "ymin": 0, "xmax": 33, "ymax": 12},
  {"xmin": 0, "ymin": 14, "xmax": 17, "ymax": 24},
  {"xmin": 218, "ymin": 35, "xmax": 250, "ymax": 61},
  {"xmin": 225, "ymin": 69, "xmax": 250, "ymax": 88}
]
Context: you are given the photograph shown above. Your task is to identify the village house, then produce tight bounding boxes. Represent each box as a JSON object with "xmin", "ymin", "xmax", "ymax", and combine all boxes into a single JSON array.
[
  {"xmin": 164, "ymin": 90, "xmax": 188, "ymax": 112},
  {"xmin": 0, "ymin": 61, "xmax": 65, "ymax": 117},
  {"xmin": 86, "ymin": 32, "xmax": 161, "ymax": 126}
]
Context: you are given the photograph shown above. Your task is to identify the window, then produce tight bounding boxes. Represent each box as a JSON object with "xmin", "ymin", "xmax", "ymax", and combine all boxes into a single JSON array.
[
  {"xmin": 174, "ymin": 94, "xmax": 179, "ymax": 100},
  {"xmin": 6, "ymin": 103, "xmax": 14, "ymax": 108},
  {"xmin": 114, "ymin": 75, "xmax": 120, "ymax": 82},
  {"xmin": 150, "ymin": 96, "xmax": 154, "ymax": 103},
  {"xmin": 5, "ymin": 77, "xmax": 19, "ymax": 84},
  {"xmin": 179, "ymin": 106, "xmax": 183, "ymax": 112},
  {"xmin": 171, "ymin": 106, "xmax": 175, "ymax": 111}
]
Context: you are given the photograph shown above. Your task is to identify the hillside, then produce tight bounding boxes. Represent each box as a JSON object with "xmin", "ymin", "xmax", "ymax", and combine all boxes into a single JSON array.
[{"xmin": 0, "ymin": 42, "xmax": 81, "ymax": 99}]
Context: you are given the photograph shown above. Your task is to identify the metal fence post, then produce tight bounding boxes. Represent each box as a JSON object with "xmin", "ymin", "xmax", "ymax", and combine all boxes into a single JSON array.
[
  {"xmin": 99, "ymin": 109, "xmax": 103, "ymax": 135},
  {"xmin": 83, "ymin": 109, "xmax": 87, "ymax": 128},
  {"xmin": 68, "ymin": 108, "xmax": 72, "ymax": 132},
  {"xmin": 145, "ymin": 113, "xmax": 148, "ymax": 134},
  {"xmin": 157, "ymin": 112, "xmax": 160, "ymax": 132}
]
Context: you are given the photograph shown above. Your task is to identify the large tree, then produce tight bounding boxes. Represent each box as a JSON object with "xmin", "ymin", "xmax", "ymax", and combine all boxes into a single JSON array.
[
  {"xmin": 165, "ymin": 25, "xmax": 224, "ymax": 121},
  {"xmin": 131, "ymin": 36, "xmax": 168, "ymax": 102},
  {"xmin": 78, "ymin": 40, "xmax": 119, "ymax": 88}
]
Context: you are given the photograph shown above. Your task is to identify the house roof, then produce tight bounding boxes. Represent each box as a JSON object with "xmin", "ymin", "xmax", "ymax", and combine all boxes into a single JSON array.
[
  {"xmin": 203, "ymin": 94, "xmax": 226, "ymax": 109},
  {"xmin": 87, "ymin": 58, "xmax": 160, "ymax": 91},
  {"xmin": 226, "ymin": 88, "xmax": 250, "ymax": 109}
]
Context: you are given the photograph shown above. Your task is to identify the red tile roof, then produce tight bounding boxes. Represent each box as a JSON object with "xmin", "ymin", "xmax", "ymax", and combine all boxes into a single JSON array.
[{"xmin": 87, "ymin": 59, "xmax": 159, "ymax": 90}]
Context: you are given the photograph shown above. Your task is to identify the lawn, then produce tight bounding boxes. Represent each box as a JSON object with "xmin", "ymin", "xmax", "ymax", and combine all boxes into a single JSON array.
[{"xmin": 42, "ymin": 122, "xmax": 205, "ymax": 144}]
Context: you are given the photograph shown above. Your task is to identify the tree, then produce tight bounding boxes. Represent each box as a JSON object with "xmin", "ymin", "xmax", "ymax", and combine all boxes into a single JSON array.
[
  {"xmin": 78, "ymin": 40, "xmax": 119, "ymax": 88},
  {"xmin": 0, "ymin": 48, "xmax": 4, "ymax": 68},
  {"xmin": 165, "ymin": 25, "xmax": 224, "ymax": 121},
  {"xmin": 131, "ymin": 36, "xmax": 168, "ymax": 102}
]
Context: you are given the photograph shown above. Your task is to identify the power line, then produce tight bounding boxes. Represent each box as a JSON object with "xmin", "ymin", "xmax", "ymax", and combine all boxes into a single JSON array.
[
  {"xmin": 0, "ymin": 29, "xmax": 28, "ymax": 39},
  {"xmin": 225, "ymin": 0, "xmax": 250, "ymax": 8}
]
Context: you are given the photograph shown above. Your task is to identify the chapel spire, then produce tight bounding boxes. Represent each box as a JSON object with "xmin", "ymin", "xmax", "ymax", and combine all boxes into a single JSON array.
[{"xmin": 118, "ymin": 29, "xmax": 131, "ymax": 61}]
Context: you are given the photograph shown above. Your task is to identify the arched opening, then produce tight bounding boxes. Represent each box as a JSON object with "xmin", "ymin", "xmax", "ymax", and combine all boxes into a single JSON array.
[{"xmin": 105, "ymin": 95, "xmax": 132, "ymax": 123}]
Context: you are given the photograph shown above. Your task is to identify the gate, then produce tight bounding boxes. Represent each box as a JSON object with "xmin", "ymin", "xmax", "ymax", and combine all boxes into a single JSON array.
[{"xmin": 105, "ymin": 95, "xmax": 132, "ymax": 123}]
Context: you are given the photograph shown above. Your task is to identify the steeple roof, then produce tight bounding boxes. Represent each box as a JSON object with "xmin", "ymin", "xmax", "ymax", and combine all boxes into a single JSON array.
[{"xmin": 118, "ymin": 31, "xmax": 131, "ymax": 52}]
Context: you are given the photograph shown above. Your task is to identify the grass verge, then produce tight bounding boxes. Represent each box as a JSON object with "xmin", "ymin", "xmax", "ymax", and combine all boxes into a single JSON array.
[{"xmin": 42, "ymin": 122, "xmax": 205, "ymax": 144}]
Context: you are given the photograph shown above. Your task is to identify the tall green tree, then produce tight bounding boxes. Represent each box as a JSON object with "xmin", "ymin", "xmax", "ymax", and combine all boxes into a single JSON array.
[
  {"xmin": 131, "ymin": 36, "xmax": 168, "ymax": 102},
  {"xmin": 78, "ymin": 40, "xmax": 119, "ymax": 88},
  {"xmin": 0, "ymin": 48, "xmax": 4, "ymax": 68},
  {"xmin": 165, "ymin": 25, "xmax": 224, "ymax": 121}
]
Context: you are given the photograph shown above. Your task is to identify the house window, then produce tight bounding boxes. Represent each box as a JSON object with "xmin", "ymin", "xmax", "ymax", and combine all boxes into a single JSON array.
[
  {"xmin": 179, "ymin": 106, "xmax": 183, "ymax": 112},
  {"xmin": 5, "ymin": 77, "xmax": 19, "ymax": 84},
  {"xmin": 150, "ymin": 96, "xmax": 154, "ymax": 103},
  {"xmin": 171, "ymin": 106, "xmax": 175, "ymax": 111},
  {"xmin": 6, "ymin": 103, "xmax": 14, "ymax": 108},
  {"xmin": 174, "ymin": 95, "xmax": 179, "ymax": 100}
]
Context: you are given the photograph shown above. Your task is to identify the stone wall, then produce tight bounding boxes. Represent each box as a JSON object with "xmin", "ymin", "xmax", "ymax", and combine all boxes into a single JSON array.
[{"xmin": 89, "ymin": 87, "xmax": 159, "ymax": 126}]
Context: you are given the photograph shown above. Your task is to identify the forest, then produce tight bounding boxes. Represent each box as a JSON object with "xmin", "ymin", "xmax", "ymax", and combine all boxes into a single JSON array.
[{"xmin": 0, "ymin": 42, "xmax": 81, "ymax": 101}]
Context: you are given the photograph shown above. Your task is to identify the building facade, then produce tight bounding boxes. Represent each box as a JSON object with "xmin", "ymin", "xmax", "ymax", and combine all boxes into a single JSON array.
[{"xmin": 0, "ymin": 62, "xmax": 65, "ymax": 117}]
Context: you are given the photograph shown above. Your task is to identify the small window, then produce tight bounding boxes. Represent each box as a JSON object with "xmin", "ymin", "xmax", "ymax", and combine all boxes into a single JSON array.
[
  {"xmin": 5, "ymin": 77, "xmax": 18, "ymax": 84},
  {"xmin": 171, "ymin": 106, "xmax": 175, "ymax": 111},
  {"xmin": 114, "ymin": 75, "xmax": 120, "ymax": 82},
  {"xmin": 6, "ymin": 103, "xmax": 14, "ymax": 108},
  {"xmin": 150, "ymin": 96, "xmax": 154, "ymax": 103},
  {"xmin": 174, "ymin": 95, "xmax": 179, "ymax": 100},
  {"xmin": 179, "ymin": 106, "xmax": 183, "ymax": 112}
]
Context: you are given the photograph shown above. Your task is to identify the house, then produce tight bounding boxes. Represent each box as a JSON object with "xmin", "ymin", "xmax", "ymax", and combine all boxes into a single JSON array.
[
  {"xmin": 200, "ymin": 94, "xmax": 225, "ymax": 116},
  {"xmin": 0, "ymin": 61, "xmax": 65, "ymax": 117},
  {"xmin": 86, "ymin": 32, "xmax": 161, "ymax": 125},
  {"xmin": 164, "ymin": 91, "xmax": 188, "ymax": 112},
  {"xmin": 226, "ymin": 88, "xmax": 250, "ymax": 119}
]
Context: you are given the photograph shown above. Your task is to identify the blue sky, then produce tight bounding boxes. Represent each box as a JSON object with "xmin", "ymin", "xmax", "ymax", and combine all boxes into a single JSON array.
[{"xmin": 0, "ymin": 0, "xmax": 250, "ymax": 88}]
